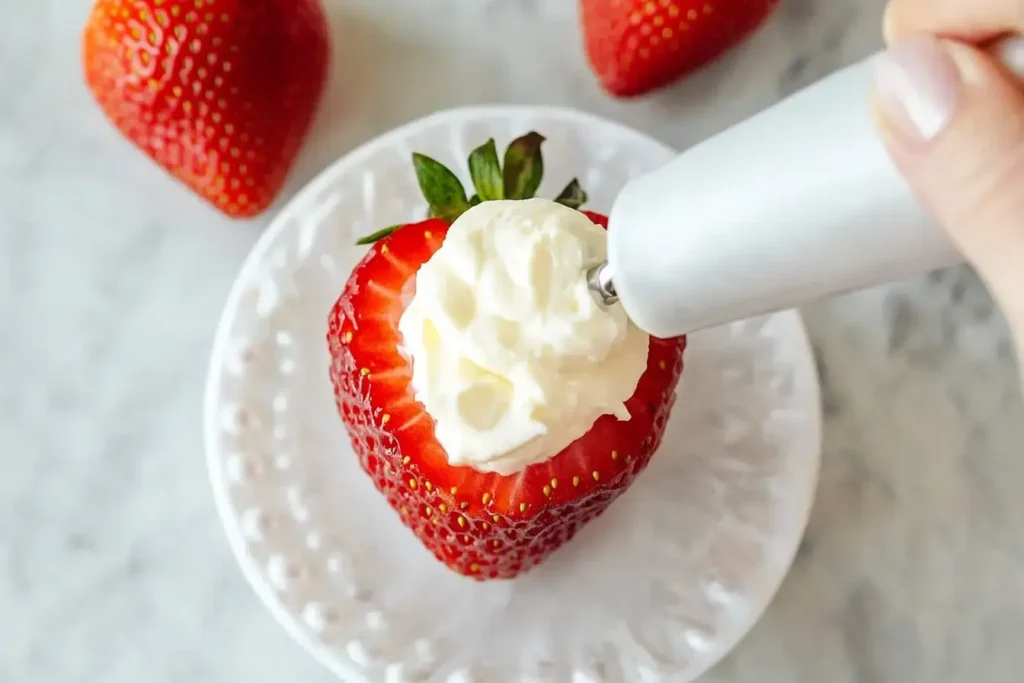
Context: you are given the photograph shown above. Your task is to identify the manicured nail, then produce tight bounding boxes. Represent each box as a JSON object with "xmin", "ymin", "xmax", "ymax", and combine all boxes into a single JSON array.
[
  {"xmin": 993, "ymin": 36, "xmax": 1024, "ymax": 81},
  {"xmin": 872, "ymin": 35, "xmax": 962, "ymax": 142}
]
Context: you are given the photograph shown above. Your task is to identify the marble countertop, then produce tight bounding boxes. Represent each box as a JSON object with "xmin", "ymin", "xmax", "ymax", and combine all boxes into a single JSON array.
[{"xmin": 3, "ymin": 0, "xmax": 1023, "ymax": 681}]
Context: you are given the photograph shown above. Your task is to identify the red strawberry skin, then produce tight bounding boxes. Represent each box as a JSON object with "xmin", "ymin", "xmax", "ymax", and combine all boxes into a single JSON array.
[
  {"xmin": 328, "ymin": 213, "xmax": 687, "ymax": 580},
  {"xmin": 82, "ymin": 0, "xmax": 330, "ymax": 218},
  {"xmin": 580, "ymin": 0, "xmax": 779, "ymax": 97}
]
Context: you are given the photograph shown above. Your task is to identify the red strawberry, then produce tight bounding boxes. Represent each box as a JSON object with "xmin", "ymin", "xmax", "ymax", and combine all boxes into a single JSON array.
[
  {"xmin": 82, "ymin": 0, "xmax": 330, "ymax": 218},
  {"xmin": 580, "ymin": 0, "xmax": 779, "ymax": 97},
  {"xmin": 327, "ymin": 133, "xmax": 687, "ymax": 580}
]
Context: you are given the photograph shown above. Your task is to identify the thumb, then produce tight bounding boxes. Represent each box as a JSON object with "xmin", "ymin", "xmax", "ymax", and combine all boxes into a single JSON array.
[{"xmin": 871, "ymin": 35, "xmax": 1024, "ymax": 328}]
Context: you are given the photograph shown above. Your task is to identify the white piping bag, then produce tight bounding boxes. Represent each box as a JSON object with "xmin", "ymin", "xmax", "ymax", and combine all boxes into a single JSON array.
[{"xmin": 589, "ymin": 38, "xmax": 1024, "ymax": 338}]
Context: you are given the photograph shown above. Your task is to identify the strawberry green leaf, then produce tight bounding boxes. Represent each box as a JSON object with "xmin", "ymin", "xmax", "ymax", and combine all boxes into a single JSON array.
[
  {"xmin": 502, "ymin": 132, "xmax": 545, "ymax": 200},
  {"xmin": 469, "ymin": 194, "xmax": 482, "ymax": 206},
  {"xmin": 355, "ymin": 224, "xmax": 401, "ymax": 245},
  {"xmin": 554, "ymin": 178, "xmax": 587, "ymax": 209},
  {"xmin": 413, "ymin": 153, "xmax": 470, "ymax": 221},
  {"xmin": 468, "ymin": 139, "xmax": 503, "ymax": 201}
]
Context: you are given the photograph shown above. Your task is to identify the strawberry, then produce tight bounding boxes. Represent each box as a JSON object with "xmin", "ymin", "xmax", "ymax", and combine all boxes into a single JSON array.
[
  {"xmin": 82, "ymin": 0, "xmax": 330, "ymax": 218},
  {"xmin": 327, "ymin": 133, "xmax": 687, "ymax": 580},
  {"xmin": 580, "ymin": 0, "xmax": 780, "ymax": 97}
]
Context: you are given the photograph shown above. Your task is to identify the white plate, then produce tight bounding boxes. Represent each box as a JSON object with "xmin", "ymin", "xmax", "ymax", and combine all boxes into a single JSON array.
[{"xmin": 203, "ymin": 106, "xmax": 822, "ymax": 683}]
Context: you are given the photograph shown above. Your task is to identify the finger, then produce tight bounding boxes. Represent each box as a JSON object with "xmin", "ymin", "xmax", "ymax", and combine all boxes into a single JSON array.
[
  {"xmin": 883, "ymin": 0, "xmax": 1024, "ymax": 43},
  {"xmin": 871, "ymin": 36, "xmax": 1024, "ymax": 326}
]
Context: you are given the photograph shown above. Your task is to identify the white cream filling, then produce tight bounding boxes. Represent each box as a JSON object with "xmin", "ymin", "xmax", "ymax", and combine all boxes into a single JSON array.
[{"xmin": 398, "ymin": 198, "xmax": 650, "ymax": 475}]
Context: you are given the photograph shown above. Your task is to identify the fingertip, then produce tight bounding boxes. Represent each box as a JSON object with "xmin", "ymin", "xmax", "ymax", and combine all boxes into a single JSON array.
[{"xmin": 871, "ymin": 36, "xmax": 963, "ymax": 144}]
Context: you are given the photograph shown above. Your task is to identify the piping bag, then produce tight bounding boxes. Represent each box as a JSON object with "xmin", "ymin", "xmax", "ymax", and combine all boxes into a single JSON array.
[{"xmin": 589, "ymin": 38, "xmax": 1024, "ymax": 339}]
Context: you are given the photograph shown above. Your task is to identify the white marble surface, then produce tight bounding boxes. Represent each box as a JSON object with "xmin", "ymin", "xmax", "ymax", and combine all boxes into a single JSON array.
[{"xmin": 2, "ymin": 1, "xmax": 1022, "ymax": 682}]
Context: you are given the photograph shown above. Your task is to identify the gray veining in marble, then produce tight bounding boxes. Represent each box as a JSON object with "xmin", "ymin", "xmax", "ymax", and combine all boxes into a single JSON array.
[{"xmin": 2, "ymin": 0, "xmax": 1022, "ymax": 681}]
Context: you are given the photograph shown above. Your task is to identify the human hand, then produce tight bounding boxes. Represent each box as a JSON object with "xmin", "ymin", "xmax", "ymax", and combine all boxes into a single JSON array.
[{"xmin": 871, "ymin": 0, "xmax": 1024, "ymax": 354}]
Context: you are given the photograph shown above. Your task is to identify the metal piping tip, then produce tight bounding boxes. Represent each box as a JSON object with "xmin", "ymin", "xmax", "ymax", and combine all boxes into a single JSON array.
[{"xmin": 586, "ymin": 261, "xmax": 618, "ymax": 306}]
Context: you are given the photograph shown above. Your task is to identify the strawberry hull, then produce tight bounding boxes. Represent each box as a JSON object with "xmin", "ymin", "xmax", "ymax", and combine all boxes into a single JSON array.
[{"xmin": 327, "ymin": 215, "xmax": 687, "ymax": 580}]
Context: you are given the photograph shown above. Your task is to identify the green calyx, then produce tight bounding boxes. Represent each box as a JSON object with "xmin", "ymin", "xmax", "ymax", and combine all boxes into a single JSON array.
[{"xmin": 356, "ymin": 131, "xmax": 588, "ymax": 244}]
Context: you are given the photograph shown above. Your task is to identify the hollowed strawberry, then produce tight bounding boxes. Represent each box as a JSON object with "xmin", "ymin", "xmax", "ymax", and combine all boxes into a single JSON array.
[{"xmin": 328, "ymin": 133, "xmax": 686, "ymax": 579}]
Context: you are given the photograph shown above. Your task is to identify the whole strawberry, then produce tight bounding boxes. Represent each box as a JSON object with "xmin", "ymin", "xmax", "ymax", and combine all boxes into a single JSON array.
[
  {"xmin": 580, "ymin": 0, "xmax": 779, "ymax": 97},
  {"xmin": 327, "ymin": 133, "xmax": 687, "ymax": 580},
  {"xmin": 82, "ymin": 0, "xmax": 330, "ymax": 218}
]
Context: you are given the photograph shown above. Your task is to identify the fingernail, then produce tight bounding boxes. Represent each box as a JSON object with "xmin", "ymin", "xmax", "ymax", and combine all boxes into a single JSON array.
[
  {"xmin": 872, "ymin": 35, "xmax": 962, "ymax": 142},
  {"xmin": 993, "ymin": 36, "xmax": 1024, "ymax": 81}
]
